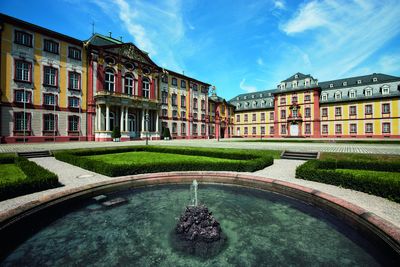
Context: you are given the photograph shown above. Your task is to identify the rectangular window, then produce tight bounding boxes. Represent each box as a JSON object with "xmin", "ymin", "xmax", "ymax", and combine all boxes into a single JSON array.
[
  {"xmin": 382, "ymin": 122, "xmax": 391, "ymax": 133},
  {"xmin": 382, "ymin": 103, "xmax": 390, "ymax": 114},
  {"xmin": 172, "ymin": 78, "xmax": 177, "ymax": 86},
  {"xmin": 172, "ymin": 94, "xmax": 177, "ymax": 106},
  {"xmin": 221, "ymin": 105, "xmax": 225, "ymax": 114},
  {"xmin": 244, "ymin": 127, "xmax": 248, "ymax": 135},
  {"xmin": 365, "ymin": 104, "xmax": 372, "ymax": 115},
  {"xmin": 305, "ymin": 107, "xmax": 311, "ymax": 118},
  {"xmin": 261, "ymin": 113, "xmax": 265, "ymax": 121},
  {"xmin": 181, "ymin": 80, "xmax": 186, "ymax": 88},
  {"xmin": 335, "ymin": 124, "xmax": 342, "ymax": 134},
  {"xmin": 280, "ymin": 110, "xmax": 286, "ymax": 119},
  {"xmin": 181, "ymin": 123, "xmax": 186, "ymax": 134},
  {"xmin": 14, "ymin": 90, "xmax": 31, "ymax": 103},
  {"xmin": 322, "ymin": 108, "xmax": 328, "ymax": 117},
  {"xmin": 252, "ymin": 113, "xmax": 256, "ymax": 121},
  {"xmin": 162, "ymin": 109, "xmax": 168, "ymax": 118},
  {"xmin": 281, "ymin": 124, "xmax": 286, "ymax": 134},
  {"xmin": 44, "ymin": 66, "xmax": 58, "ymax": 86},
  {"xmin": 270, "ymin": 112, "xmax": 274, "ymax": 120},
  {"xmin": 44, "ymin": 39, "xmax": 59, "ymax": 54},
  {"xmin": 292, "ymin": 95, "xmax": 298, "ymax": 103},
  {"xmin": 292, "ymin": 109, "xmax": 298, "ymax": 118},
  {"xmin": 14, "ymin": 30, "xmax": 32, "ymax": 47},
  {"xmin": 236, "ymin": 114, "xmax": 240, "ymax": 122},
  {"xmin": 193, "ymin": 98, "xmax": 198, "ymax": 109},
  {"xmin": 181, "ymin": 111, "xmax": 186, "ymax": 119},
  {"xmin": 172, "ymin": 123, "xmax": 177, "ymax": 133},
  {"xmin": 192, "ymin": 83, "xmax": 198, "ymax": 91},
  {"xmin": 68, "ymin": 47, "xmax": 81, "ymax": 60},
  {"xmin": 181, "ymin": 95, "xmax": 186, "ymax": 107},
  {"xmin": 269, "ymin": 126, "xmax": 274, "ymax": 134},
  {"xmin": 201, "ymin": 100, "xmax": 206, "ymax": 110},
  {"xmin": 161, "ymin": 91, "xmax": 168, "ymax": 104},
  {"xmin": 201, "ymin": 113, "xmax": 205, "ymax": 121},
  {"xmin": 68, "ymin": 97, "xmax": 80, "ymax": 108},
  {"xmin": 14, "ymin": 112, "xmax": 30, "ymax": 131},
  {"xmin": 322, "ymin": 125, "xmax": 328, "ymax": 134},
  {"xmin": 304, "ymin": 95, "xmax": 311, "ymax": 102},
  {"xmin": 193, "ymin": 113, "xmax": 198, "ymax": 120},
  {"xmin": 350, "ymin": 123, "xmax": 357, "ymax": 134},
  {"xmin": 69, "ymin": 72, "xmax": 81, "ymax": 90},
  {"xmin": 15, "ymin": 60, "xmax": 31, "ymax": 82},
  {"xmin": 365, "ymin": 123, "xmax": 373, "ymax": 133},
  {"xmin": 193, "ymin": 124, "xmax": 198, "ymax": 134},
  {"xmin": 252, "ymin": 127, "xmax": 256, "ymax": 135},
  {"xmin": 305, "ymin": 123, "xmax": 311, "ymax": 134},
  {"xmin": 280, "ymin": 97, "xmax": 286, "ymax": 105},
  {"xmin": 124, "ymin": 75, "xmax": 134, "ymax": 95},
  {"xmin": 68, "ymin": 116, "xmax": 79, "ymax": 132},
  {"xmin": 43, "ymin": 114, "xmax": 57, "ymax": 131},
  {"xmin": 261, "ymin": 126, "xmax": 265, "ymax": 135},
  {"xmin": 244, "ymin": 114, "xmax": 248, "ymax": 122},
  {"xmin": 335, "ymin": 107, "xmax": 342, "ymax": 116},
  {"xmin": 172, "ymin": 110, "xmax": 178, "ymax": 118},
  {"xmin": 43, "ymin": 94, "xmax": 57, "ymax": 106},
  {"xmin": 201, "ymin": 124, "xmax": 206, "ymax": 134},
  {"xmin": 349, "ymin": 106, "xmax": 357, "ymax": 116}
]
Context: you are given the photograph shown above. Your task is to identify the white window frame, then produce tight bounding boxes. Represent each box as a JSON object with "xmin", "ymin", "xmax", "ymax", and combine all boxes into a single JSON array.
[
  {"xmin": 142, "ymin": 78, "xmax": 150, "ymax": 98},
  {"xmin": 44, "ymin": 67, "xmax": 57, "ymax": 86},
  {"xmin": 16, "ymin": 60, "xmax": 31, "ymax": 81},
  {"xmin": 105, "ymin": 69, "xmax": 115, "ymax": 92},
  {"xmin": 124, "ymin": 74, "xmax": 134, "ymax": 95},
  {"xmin": 322, "ymin": 93, "xmax": 328, "ymax": 101},
  {"xmin": 44, "ymin": 94, "xmax": 56, "ymax": 106},
  {"xmin": 382, "ymin": 85, "xmax": 390, "ymax": 95}
]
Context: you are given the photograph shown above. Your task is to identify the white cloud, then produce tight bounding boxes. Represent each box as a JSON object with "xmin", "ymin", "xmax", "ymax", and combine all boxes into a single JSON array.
[
  {"xmin": 280, "ymin": 0, "xmax": 400, "ymax": 79},
  {"xmin": 257, "ymin": 58, "xmax": 264, "ymax": 66},
  {"xmin": 240, "ymin": 78, "xmax": 258, "ymax": 93},
  {"xmin": 274, "ymin": 0, "xmax": 286, "ymax": 10}
]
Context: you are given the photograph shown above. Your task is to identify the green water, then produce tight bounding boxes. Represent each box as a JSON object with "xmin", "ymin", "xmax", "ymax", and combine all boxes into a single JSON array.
[{"xmin": 2, "ymin": 184, "xmax": 384, "ymax": 266}]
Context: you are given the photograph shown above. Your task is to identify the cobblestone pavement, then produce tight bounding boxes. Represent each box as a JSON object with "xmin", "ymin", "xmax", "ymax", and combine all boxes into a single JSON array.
[{"xmin": 1, "ymin": 138, "xmax": 400, "ymax": 154}]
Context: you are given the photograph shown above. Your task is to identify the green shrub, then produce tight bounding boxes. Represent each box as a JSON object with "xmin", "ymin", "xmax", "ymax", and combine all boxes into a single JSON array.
[
  {"xmin": 54, "ymin": 146, "xmax": 274, "ymax": 177},
  {"xmin": 112, "ymin": 126, "xmax": 121, "ymax": 139},
  {"xmin": 0, "ymin": 153, "xmax": 16, "ymax": 164},
  {"xmin": 317, "ymin": 159, "xmax": 400, "ymax": 172},
  {"xmin": 296, "ymin": 160, "xmax": 400, "ymax": 203},
  {"xmin": 163, "ymin": 128, "xmax": 171, "ymax": 139},
  {"xmin": 0, "ymin": 157, "xmax": 60, "ymax": 201}
]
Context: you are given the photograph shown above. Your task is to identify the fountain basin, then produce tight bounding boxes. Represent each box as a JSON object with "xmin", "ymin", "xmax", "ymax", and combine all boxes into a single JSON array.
[{"xmin": 1, "ymin": 172, "xmax": 399, "ymax": 265}]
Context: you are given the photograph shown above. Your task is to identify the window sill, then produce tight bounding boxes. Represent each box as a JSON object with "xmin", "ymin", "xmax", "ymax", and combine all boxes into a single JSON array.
[
  {"xmin": 43, "ymin": 84, "xmax": 58, "ymax": 88},
  {"xmin": 68, "ymin": 88, "xmax": 81, "ymax": 92},
  {"xmin": 68, "ymin": 56, "xmax": 82, "ymax": 61},
  {"xmin": 14, "ymin": 79, "xmax": 32, "ymax": 84},
  {"xmin": 13, "ymin": 130, "xmax": 32, "ymax": 135},
  {"xmin": 14, "ymin": 42, "xmax": 32, "ymax": 48}
]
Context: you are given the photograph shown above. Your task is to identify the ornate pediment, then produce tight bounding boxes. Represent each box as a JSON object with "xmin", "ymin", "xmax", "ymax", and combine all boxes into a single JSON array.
[{"xmin": 105, "ymin": 44, "xmax": 152, "ymax": 65}]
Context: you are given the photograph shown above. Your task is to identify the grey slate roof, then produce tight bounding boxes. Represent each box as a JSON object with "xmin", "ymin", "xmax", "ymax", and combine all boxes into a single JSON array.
[
  {"xmin": 319, "ymin": 73, "xmax": 400, "ymax": 90},
  {"xmin": 85, "ymin": 33, "xmax": 123, "ymax": 46},
  {"xmin": 228, "ymin": 89, "xmax": 276, "ymax": 111},
  {"xmin": 282, "ymin": 72, "xmax": 314, "ymax": 82}
]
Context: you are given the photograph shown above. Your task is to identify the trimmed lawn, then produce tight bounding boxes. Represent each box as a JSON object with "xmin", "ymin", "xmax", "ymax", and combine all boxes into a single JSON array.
[
  {"xmin": 319, "ymin": 152, "xmax": 400, "ymax": 163},
  {"xmin": 336, "ymin": 169, "xmax": 400, "ymax": 180},
  {"xmin": 0, "ymin": 163, "xmax": 26, "ymax": 181},
  {"xmin": 84, "ymin": 151, "xmax": 241, "ymax": 165}
]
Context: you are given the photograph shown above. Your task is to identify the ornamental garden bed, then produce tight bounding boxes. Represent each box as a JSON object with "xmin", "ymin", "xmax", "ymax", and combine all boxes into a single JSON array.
[
  {"xmin": 296, "ymin": 153, "xmax": 400, "ymax": 203},
  {"xmin": 0, "ymin": 154, "xmax": 60, "ymax": 201},
  {"xmin": 54, "ymin": 146, "xmax": 277, "ymax": 177}
]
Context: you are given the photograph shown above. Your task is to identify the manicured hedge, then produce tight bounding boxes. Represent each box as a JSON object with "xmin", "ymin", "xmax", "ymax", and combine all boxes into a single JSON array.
[
  {"xmin": 0, "ymin": 156, "xmax": 60, "ymax": 201},
  {"xmin": 54, "ymin": 146, "xmax": 274, "ymax": 177},
  {"xmin": 296, "ymin": 160, "xmax": 400, "ymax": 203}
]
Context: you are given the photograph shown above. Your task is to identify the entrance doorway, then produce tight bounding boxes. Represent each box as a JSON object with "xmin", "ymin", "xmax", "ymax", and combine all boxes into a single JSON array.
[{"xmin": 290, "ymin": 123, "xmax": 299, "ymax": 136}]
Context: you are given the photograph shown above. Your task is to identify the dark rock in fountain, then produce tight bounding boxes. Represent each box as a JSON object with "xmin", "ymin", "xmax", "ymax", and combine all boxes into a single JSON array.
[{"xmin": 172, "ymin": 205, "xmax": 227, "ymax": 258}]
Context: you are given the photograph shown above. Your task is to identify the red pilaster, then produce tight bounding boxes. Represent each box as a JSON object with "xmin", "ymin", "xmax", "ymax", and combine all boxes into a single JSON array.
[
  {"xmin": 138, "ymin": 75, "xmax": 142, "ymax": 97},
  {"xmin": 313, "ymin": 88, "xmax": 321, "ymax": 137},
  {"xmin": 150, "ymin": 78, "xmax": 155, "ymax": 99},
  {"xmin": 116, "ymin": 69, "xmax": 122, "ymax": 93},
  {"xmin": 87, "ymin": 59, "xmax": 94, "ymax": 141},
  {"xmin": 97, "ymin": 64, "xmax": 104, "ymax": 92}
]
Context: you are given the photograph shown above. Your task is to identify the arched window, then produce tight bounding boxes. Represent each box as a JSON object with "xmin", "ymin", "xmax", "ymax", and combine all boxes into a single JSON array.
[
  {"xmin": 142, "ymin": 77, "xmax": 150, "ymax": 98},
  {"xmin": 128, "ymin": 114, "xmax": 135, "ymax": 132},
  {"xmin": 104, "ymin": 69, "xmax": 115, "ymax": 92},
  {"xmin": 124, "ymin": 73, "xmax": 134, "ymax": 95}
]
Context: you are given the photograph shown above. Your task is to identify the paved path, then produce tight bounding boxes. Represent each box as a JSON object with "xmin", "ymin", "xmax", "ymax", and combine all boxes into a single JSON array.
[
  {"xmin": 1, "ymin": 138, "xmax": 400, "ymax": 154},
  {"xmin": 1, "ymin": 157, "xmax": 399, "ymax": 229}
]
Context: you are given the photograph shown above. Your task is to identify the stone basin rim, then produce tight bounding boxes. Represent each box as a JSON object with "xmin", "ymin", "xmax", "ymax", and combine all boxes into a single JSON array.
[{"xmin": 0, "ymin": 171, "xmax": 399, "ymax": 258}]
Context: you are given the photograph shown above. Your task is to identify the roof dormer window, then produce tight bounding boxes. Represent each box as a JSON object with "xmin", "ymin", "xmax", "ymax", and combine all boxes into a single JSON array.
[
  {"xmin": 295, "ymin": 74, "xmax": 299, "ymax": 79},
  {"xmin": 321, "ymin": 93, "xmax": 328, "ymax": 101},
  {"xmin": 357, "ymin": 80, "xmax": 362, "ymax": 84},
  {"xmin": 244, "ymin": 96, "xmax": 247, "ymax": 100},
  {"xmin": 252, "ymin": 101, "xmax": 257, "ymax": 107},
  {"xmin": 365, "ymin": 88, "xmax": 373, "ymax": 96},
  {"xmin": 259, "ymin": 93, "xmax": 263, "ymax": 97},
  {"xmin": 349, "ymin": 90, "xmax": 356, "ymax": 98},
  {"xmin": 292, "ymin": 81, "xmax": 297, "ymax": 88},
  {"xmin": 342, "ymin": 81, "xmax": 347, "ymax": 86},
  {"xmin": 236, "ymin": 97, "xmax": 240, "ymax": 100},
  {"xmin": 329, "ymin": 84, "xmax": 334, "ymax": 88},
  {"xmin": 381, "ymin": 85, "xmax": 390, "ymax": 95},
  {"xmin": 334, "ymin": 91, "xmax": 341, "ymax": 100},
  {"xmin": 252, "ymin": 95, "xmax": 255, "ymax": 99},
  {"xmin": 372, "ymin": 77, "xmax": 378, "ymax": 82}
]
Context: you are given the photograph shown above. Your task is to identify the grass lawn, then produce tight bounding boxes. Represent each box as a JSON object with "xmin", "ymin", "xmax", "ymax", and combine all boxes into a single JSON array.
[
  {"xmin": 84, "ymin": 151, "xmax": 240, "ymax": 165},
  {"xmin": 336, "ymin": 169, "xmax": 400, "ymax": 180},
  {"xmin": 0, "ymin": 163, "xmax": 26, "ymax": 182},
  {"xmin": 319, "ymin": 152, "xmax": 400, "ymax": 163}
]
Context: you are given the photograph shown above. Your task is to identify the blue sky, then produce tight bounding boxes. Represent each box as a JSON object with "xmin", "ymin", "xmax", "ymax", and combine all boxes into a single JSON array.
[{"xmin": 2, "ymin": 0, "xmax": 400, "ymax": 100}]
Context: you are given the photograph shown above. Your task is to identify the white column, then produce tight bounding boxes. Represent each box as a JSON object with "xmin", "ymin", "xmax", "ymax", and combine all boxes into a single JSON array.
[
  {"xmin": 141, "ymin": 109, "xmax": 145, "ymax": 133},
  {"xmin": 106, "ymin": 105, "xmax": 110, "ymax": 131},
  {"xmin": 97, "ymin": 105, "xmax": 102, "ymax": 131},
  {"xmin": 120, "ymin": 106, "xmax": 124, "ymax": 131},
  {"xmin": 155, "ymin": 111, "xmax": 159, "ymax": 133},
  {"xmin": 125, "ymin": 107, "xmax": 128, "ymax": 132}
]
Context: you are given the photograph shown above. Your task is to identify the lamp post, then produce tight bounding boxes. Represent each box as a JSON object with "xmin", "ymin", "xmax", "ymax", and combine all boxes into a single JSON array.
[
  {"xmin": 23, "ymin": 87, "xmax": 26, "ymax": 144},
  {"xmin": 145, "ymin": 111, "xmax": 149, "ymax": 145}
]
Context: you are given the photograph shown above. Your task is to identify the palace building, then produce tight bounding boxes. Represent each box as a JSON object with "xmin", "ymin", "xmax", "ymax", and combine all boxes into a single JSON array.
[
  {"xmin": 229, "ymin": 72, "xmax": 400, "ymax": 138},
  {"xmin": 1, "ymin": 13, "xmax": 399, "ymax": 143}
]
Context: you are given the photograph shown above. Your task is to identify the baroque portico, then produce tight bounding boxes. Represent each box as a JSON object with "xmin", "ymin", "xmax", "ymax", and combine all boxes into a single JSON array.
[{"xmin": 86, "ymin": 34, "xmax": 161, "ymax": 141}]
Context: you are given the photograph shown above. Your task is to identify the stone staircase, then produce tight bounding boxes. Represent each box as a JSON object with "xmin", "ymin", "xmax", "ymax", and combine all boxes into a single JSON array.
[
  {"xmin": 17, "ymin": 150, "xmax": 52, "ymax": 158},
  {"xmin": 280, "ymin": 150, "xmax": 319, "ymax": 160}
]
